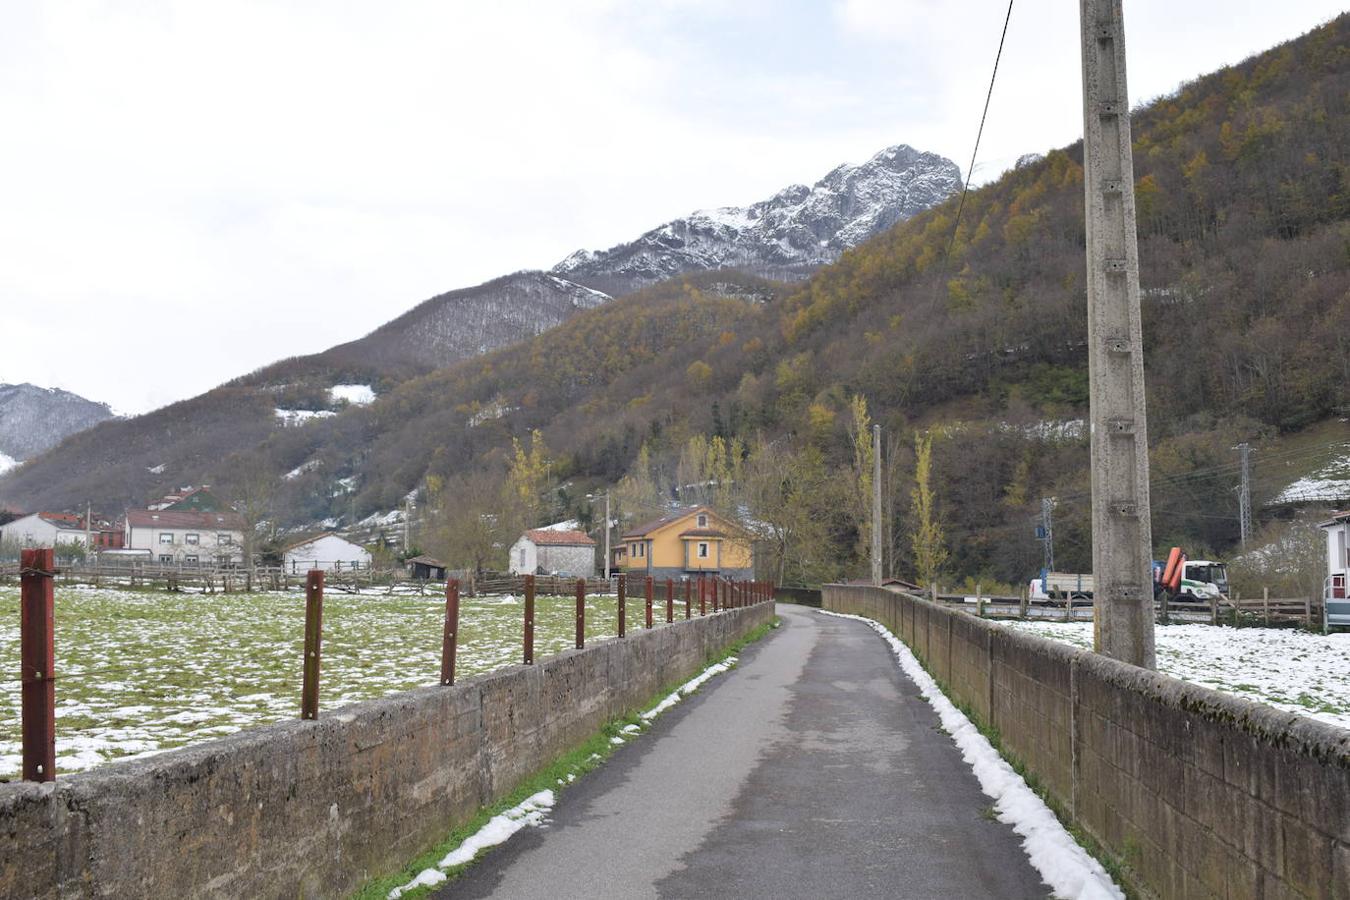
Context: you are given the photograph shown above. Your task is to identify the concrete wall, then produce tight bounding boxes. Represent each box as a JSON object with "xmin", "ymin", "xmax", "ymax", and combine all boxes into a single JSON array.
[
  {"xmin": 823, "ymin": 585, "xmax": 1350, "ymax": 900},
  {"xmin": 0, "ymin": 602, "xmax": 773, "ymax": 900}
]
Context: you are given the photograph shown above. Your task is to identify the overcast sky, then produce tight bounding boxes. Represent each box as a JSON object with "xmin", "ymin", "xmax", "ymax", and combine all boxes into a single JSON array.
[{"xmin": 2, "ymin": 1, "xmax": 1342, "ymax": 414}]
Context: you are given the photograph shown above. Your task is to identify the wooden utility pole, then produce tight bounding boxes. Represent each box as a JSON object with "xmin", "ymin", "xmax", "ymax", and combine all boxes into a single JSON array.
[
  {"xmin": 1081, "ymin": 0, "xmax": 1155, "ymax": 667},
  {"xmin": 871, "ymin": 424, "xmax": 883, "ymax": 586}
]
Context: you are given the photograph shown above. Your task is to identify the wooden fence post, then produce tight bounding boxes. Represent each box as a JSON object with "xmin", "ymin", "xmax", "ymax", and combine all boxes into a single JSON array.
[
  {"xmin": 645, "ymin": 576, "xmax": 654, "ymax": 629},
  {"xmin": 301, "ymin": 570, "xmax": 324, "ymax": 720},
  {"xmin": 441, "ymin": 579, "xmax": 460, "ymax": 685},
  {"xmin": 1304, "ymin": 594, "xmax": 1312, "ymax": 629},
  {"xmin": 699, "ymin": 577, "xmax": 706, "ymax": 616},
  {"xmin": 575, "ymin": 578, "xmax": 586, "ymax": 649},
  {"xmin": 930, "ymin": 582, "xmax": 937, "ymax": 605},
  {"xmin": 1263, "ymin": 587, "xmax": 1270, "ymax": 626},
  {"xmin": 524, "ymin": 574, "xmax": 535, "ymax": 664},
  {"xmin": 1019, "ymin": 586, "xmax": 1029, "ymax": 619},
  {"xmin": 20, "ymin": 548, "xmax": 56, "ymax": 782},
  {"xmin": 666, "ymin": 578, "xmax": 674, "ymax": 623},
  {"xmin": 685, "ymin": 578, "xmax": 692, "ymax": 619},
  {"xmin": 1210, "ymin": 593, "xmax": 1219, "ymax": 626},
  {"xmin": 617, "ymin": 574, "xmax": 626, "ymax": 637},
  {"xmin": 975, "ymin": 582, "xmax": 984, "ymax": 618}
]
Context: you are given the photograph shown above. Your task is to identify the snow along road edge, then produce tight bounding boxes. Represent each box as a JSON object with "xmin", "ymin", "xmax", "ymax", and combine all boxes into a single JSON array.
[
  {"xmin": 817, "ymin": 610, "xmax": 1124, "ymax": 900},
  {"xmin": 386, "ymin": 655, "xmax": 741, "ymax": 899}
]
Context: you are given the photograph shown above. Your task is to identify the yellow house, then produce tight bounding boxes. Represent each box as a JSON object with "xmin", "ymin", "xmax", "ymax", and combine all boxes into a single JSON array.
[{"xmin": 618, "ymin": 506, "xmax": 754, "ymax": 579}]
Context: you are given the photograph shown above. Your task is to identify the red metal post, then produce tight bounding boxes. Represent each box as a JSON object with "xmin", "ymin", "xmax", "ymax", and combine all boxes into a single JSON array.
[
  {"xmin": 666, "ymin": 577, "xmax": 674, "ymax": 623},
  {"xmin": 684, "ymin": 578, "xmax": 692, "ymax": 619},
  {"xmin": 575, "ymin": 578, "xmax": 586, "ymax": 649},
  {"xmin": 301, "ymin": 570, "xmax": 324, "ymax": 720},
  {"xmin": 441, "ymin": 578, "xmax": 460, "ymax": 685},
  {"xmin": 645, "ymin": 576, "xmax": 654, "ymax": 629},
  {"xmin": 699, "ymin": 576, "xmax": 706, "ymax": 615},
  {"xmin": 524, "ymin": 574, "xmax": 535, "ymax": 664},
  {"xmin": 20, "ymin": 547, "xmax": 56, "ymax": 782},
  {"xmin": 617, "ymin": 574, "xmax": 626, "ymax": 637}
]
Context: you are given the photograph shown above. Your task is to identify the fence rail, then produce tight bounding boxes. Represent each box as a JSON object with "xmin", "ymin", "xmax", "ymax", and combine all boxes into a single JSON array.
[
  {"xmin": 919, "ymin": 581, "xmax": 1326, "ymax": 630},
  {"xmin": 9, "ymin": 566, "xmax": 775, "ymax": 783}
]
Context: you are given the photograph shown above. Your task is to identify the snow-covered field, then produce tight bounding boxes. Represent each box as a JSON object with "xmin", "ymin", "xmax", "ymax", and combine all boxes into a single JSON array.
[
  {"xmin": 1003, "ymin": 621, "xmax": 1350, "ymax": 731},
  {"xmin": 0, "ymin": 585, "xmax": 652, "ymax": 780}
]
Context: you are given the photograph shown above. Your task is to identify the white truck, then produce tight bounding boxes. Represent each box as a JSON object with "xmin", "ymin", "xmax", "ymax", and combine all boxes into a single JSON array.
[{"xmin": 1031, "ymin": 558, "xmax": 1230, "ymax": 604}]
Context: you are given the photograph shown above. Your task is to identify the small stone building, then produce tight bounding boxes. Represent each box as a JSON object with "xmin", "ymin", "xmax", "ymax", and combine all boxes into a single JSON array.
[{"xmin": 509, "ymin": 529, "xmax": 597, "ymax": 577}]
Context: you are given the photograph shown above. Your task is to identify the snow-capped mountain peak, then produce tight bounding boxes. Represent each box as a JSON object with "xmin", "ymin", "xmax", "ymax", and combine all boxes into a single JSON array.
[{"xmin": 552, "ymin": 143, "xmax": 961, "ymax": 296}]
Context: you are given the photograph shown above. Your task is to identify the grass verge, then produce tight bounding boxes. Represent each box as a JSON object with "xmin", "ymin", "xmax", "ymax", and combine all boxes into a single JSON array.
[{"xmin": 352, "ymin": 614, "xmax": 779, "ymax": 900}]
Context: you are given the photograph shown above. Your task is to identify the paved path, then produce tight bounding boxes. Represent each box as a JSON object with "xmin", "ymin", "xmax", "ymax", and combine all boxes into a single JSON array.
[{"xmin": 434, "ymin": 604, "xmax": 1048, "ymax": 899}]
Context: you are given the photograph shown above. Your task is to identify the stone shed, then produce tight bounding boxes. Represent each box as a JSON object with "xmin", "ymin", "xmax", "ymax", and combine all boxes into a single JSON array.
[{"xmin": 509, "ymin": 529, "xmax": 596, "ymax": 577}]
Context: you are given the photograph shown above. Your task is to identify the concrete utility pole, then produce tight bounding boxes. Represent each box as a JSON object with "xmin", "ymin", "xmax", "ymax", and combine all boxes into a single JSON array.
[
  {"xmin": 1081, "ymin": 0, "xmax": 1155, "ymax": 667},
  {"xmin": 871, "ymin": 425, "xmax": 883, "ymax": 586},
  {"xmin": 1041, "ymin": 497, "xmax": 1055, "ymax": 574},
  {"xmin": 1236, "ymin": 443, "xmax": 1252, "ymax": 547}
]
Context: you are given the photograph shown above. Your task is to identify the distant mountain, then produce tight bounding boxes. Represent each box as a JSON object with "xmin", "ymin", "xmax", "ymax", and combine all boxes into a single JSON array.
[
  {"xmin": 0, "ymin": 383, "xmax": 114, "ymax": 470},
  {"xmin": 552, "ymin": 145, "xmax": 962, "ymax": 295}
]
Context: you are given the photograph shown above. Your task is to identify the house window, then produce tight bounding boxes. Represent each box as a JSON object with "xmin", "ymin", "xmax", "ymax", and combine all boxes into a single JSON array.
[
  {"xmin": 159, "ymin": 532, "xmax": 174, "ymax": 544},
  {"xmin": 698, "ymin": 542, "xmax": 709, "ymax": 559},
  {"xmin": 218, "ymin": 533, "xmax": 233, "ymax": 546},
  {"xmin": 519, "ymin": 548, "xmax": 527, "ymax": 567},
  {"xmin": 158, "ymin": 554, "xmax": 173, "ymax": 564},
  {"xmin": 697, "ymin": 514, "xmax": 708, "ymax": 527},
  {"xmin": 184, "ymin": 555, "xmax": 198, "ymax": 565},
  {"xmin": 185, "ymin": 533, "xmax": 200, "ymax": 545},
  {"xmin": 632, "ymin": 543, "xmax": 645, "ymax": 558}
]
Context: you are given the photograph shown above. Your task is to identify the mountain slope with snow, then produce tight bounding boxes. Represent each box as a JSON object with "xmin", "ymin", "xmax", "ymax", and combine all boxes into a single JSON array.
[
  {"xmin": 0, "ymin": 383, "xmax": 115, "ymax": 463},
  {"xmin": 553, "ymin": 145, "xmax": 961, "ymax": 295}
]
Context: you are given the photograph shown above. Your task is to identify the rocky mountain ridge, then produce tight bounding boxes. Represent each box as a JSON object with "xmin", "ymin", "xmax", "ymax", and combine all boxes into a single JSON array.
[
  {"xmin": 552, "ymin": 144, "xmax": 962, "ymax": 295},
  {"xmin": 0, "ymin": 383, "xmax": 115, "ymax": 471}
]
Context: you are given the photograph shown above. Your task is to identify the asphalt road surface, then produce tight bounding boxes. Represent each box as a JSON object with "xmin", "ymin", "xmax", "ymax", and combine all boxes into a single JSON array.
[{"xmin": 433, "ymin": 603, "xmax": 1049, "ymax": 899}]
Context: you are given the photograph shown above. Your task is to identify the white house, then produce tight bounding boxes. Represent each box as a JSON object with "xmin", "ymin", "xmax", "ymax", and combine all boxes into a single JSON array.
[
  {"xmin": 509, "ymin": 529, "xmax": 597, "ymax": 577},
  {"xmin": 125, "ymin": 509, "xmax": 245, "ymax": 566},
  {"xmin": 282, "ymin": 533, "xmax": 372, "ymax": 573},
  {"xmin": 1321, "ymin": 510, "xmax": 1349, "ymax": 627},
  {"xmin": 1, "ymin": 512, "xmax": 88, "ymax": 549}
]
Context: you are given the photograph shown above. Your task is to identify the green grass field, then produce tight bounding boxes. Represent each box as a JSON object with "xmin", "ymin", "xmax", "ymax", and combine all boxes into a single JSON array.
[{"xmin": 0, "ymin": 584, "xmax": 670, "ymax": 780}]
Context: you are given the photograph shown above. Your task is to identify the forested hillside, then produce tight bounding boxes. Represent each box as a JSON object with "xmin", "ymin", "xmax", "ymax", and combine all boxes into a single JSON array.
[{"xmin": 4, "ymin": 15, "xmax": 1346, "ymax": 589}]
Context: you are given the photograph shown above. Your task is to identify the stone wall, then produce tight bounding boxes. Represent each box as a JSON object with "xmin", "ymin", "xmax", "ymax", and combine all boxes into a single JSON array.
[
  {"xmin": 823, "ymin": 585, "xmax": 1349, "ymax": 900},
  {"xmin": 0, "ymin": 602, "xmax": 774, "ymax": 900}
]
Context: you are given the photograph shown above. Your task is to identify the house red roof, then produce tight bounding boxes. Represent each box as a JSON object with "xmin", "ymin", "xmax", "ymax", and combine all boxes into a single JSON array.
[
  {"xmin": 126, "ymin": 509, "xmax": 245, "ymax": 531},
  {"xmin": 526, "ymin": 529, "xmax": 596, "ymax": 546}
]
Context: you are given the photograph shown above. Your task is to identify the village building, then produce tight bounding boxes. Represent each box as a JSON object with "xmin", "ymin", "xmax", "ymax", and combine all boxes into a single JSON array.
[
  {"xmin": 147, "ymin": 486, "xmax": 224, "ymax": 512},
  {"xmin": 509, "ymin": 528, "xmax": 597, "ymax": 577},
  {"xmin": 618, "ymin": 506, "xmax": 754, "ymax": 580},
  {"xmin": 124, "ymin": 509, "xmax": 246, "ymax": 566},
  {"xmin": 1320, "ymin": 510, "xmax": 1349, "ymax": 628},
  {"xmin": 281, "ymin": 533, "xmax": 372, "ymax": 573},
  {"xmin": 1, "ymin": 512, "xmax": 88, "ymax": 549}
]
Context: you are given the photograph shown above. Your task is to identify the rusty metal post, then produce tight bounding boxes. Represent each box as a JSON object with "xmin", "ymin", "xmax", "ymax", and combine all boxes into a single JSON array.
[
  {"xmin": 645, "ymin": 576, "xmax": 654, "ymax": 629},
  {"xmin": 666, "ymin": 578, "xmax": 674, "ymax": 623},
  {"xmin": 575, "ymin": 578, "xmax": 586, "ymax": 649},
  {"xmin": 20, "ymin": 548, "xmax": 56, "ymax": 782},
  {"xmin": 301, "ymin": 570, "xmax": 324, "ymax": 720},
  {"xmin": 699, "ymin": 577, "xmax": 706, "ymax": 615},
  {"xmin": 524, "ymin": 574, "xmax": 535, "ymax": 664},
  {"xmin": 617, "ymin": 573, "xmax": 626, "ymax": 637},
  {"xmin": 441, "ymin": 578, "xmax": 460, "ymax": 685},
  {"xmin": 685, "ymin": 578, "xmax": 692, "ymax": 619}
]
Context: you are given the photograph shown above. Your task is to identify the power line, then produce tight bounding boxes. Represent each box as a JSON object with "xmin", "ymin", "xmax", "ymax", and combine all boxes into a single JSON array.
[{"xmin": 945, "ymin": 0, "xmax": 1016, "ymax": 263}]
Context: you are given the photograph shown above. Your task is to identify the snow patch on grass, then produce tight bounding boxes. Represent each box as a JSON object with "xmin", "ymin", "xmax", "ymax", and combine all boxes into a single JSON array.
[
  {"xmin": 819, "ymin": 610, "xmax": 1124, "ymax": 900},
  {"xmin": 330, "ymin": 384, "xmax": 376, "ymax": 406},
  {"xmin": 1003, "ymin": 621, "xmax": 1350, "ymax": 730}
]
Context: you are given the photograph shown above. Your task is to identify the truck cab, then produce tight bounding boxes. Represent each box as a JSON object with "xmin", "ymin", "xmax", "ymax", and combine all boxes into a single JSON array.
[{"xmin": 1177, "ymin": 560, "xmax": 1229, "ymax": 601}]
